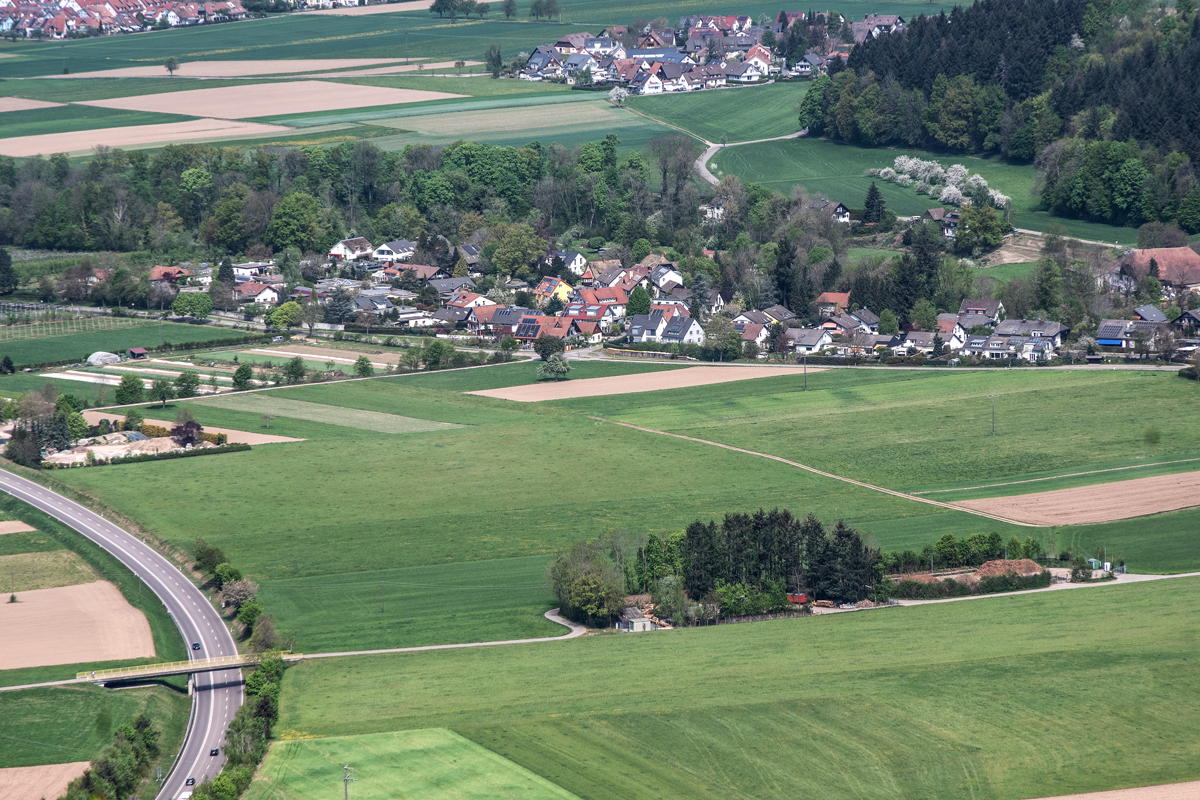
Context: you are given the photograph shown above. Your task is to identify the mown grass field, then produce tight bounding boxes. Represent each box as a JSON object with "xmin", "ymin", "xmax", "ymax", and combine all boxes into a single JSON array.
[
  {"xmin": 0, "ymin": 683, "xmax": 190, "ymax": 769},
  {"xmin": 0, "ymin": 319, "xmax": 253, "ymax": 366},
  {"xmin": 712, "ymin": 137, "xmax": 1139, "ymax": 242},
  {"xmin": 0, "ymin": 105, "xmax": 195, "ymax": 139},
  {"xmin": 245, "ymin": 728, "xmax": 579, "ymax": 800},
  {"xmin": 54, "ymin": 362, "xmax": 1014, "ymax": 651},
  {"xmin": 0, "ymin": 549, "xmax": 97, "ymax": 591},
  {"xmin": 275, "ymin": 576, "xmax": 1200, "ymax": 800},
  {"xmin": 972, "ymin": 260, "xmax": 1038, "ymax": 283},
  {"xmin": 627, "ymin": 82, "xmax": 806, "ymax": 144},
  {"xmin": 45, "ymin": 362, "xmax": 1200, "ymax": 653}
]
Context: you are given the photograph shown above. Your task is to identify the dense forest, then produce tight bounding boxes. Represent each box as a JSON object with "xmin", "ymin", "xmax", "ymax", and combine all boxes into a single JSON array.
[{"xmin": 803, "ymin": 0, "xmax": 1200, "ymax": 230}]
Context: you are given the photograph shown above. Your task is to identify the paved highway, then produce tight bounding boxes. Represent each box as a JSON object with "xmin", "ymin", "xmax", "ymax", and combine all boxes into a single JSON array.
[{"xmin": 0, "ymin": 468, "xmax": 241, "ymax": 800}]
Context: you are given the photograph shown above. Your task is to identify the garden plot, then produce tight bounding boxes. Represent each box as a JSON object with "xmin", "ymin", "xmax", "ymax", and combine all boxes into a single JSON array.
[
  {"xmin": 249, "ymin": 346, "xmax": 395, "ymax": 367},
  {"xmin": 0, "ymin": 118, "xmax": 291, "ymax": 157},
  {"xmin": 0, "ymin": 762, "xmax": 90, "ymax": 800},
  {"xmin": 191, "ymin": 394, "xmax": 463, "ymax": 434},
  {"xmin": 954, "ymin": 472, "xmax": 1200, "ymax": 525},
  {"xmin": 79, "ymin": 81, "xmax": 463, "ymax": 120},
  {"xmin": 469, "ymin": 365, "xmax": 820, "ymax": 402},
  {"xmin": 0, "ymin": 581, "xmax": 154, "ymax": 670}
]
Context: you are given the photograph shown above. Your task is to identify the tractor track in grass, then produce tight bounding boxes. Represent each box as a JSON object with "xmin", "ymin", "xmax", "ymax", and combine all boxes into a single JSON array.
[{"xmin": 587, "ymin": 416, "xmax": 1040, "ymax": 528}]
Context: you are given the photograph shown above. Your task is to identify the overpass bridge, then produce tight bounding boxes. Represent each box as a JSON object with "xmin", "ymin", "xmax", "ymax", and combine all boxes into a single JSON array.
[{"xmin": 77, "ymin": 652, "xmax": 303, "ymax": 685}]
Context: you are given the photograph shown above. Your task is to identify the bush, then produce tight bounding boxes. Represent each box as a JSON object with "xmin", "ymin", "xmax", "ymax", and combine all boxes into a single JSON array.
[
  {"xmin": 194, "ymin": 537, "xmax": 226, "ymax": 573},
  {"xmin": 140, "ymin": 423, "xmax": 169, "ymax": 438},
  {"xmin": 214, "ymin": 562, "xmax": 242, "ymax": 587},
  {"xmin": 237, "ymin": 600, "xmax": 263, "ymax": 628},
  {"xmin": 977, "ymin": 570, "xmax": 1051, "ymax": 594}
]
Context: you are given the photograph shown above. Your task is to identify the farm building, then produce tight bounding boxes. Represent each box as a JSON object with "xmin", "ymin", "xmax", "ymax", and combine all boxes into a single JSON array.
[{"xmin": 126, "ymin": 347, "xmax": 148, "ymax": 359}]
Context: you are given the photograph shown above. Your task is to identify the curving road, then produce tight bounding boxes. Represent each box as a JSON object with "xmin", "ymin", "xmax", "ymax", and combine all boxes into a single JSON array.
[{"xmin": 0, "ymin": 468, "xmax": 241, "ymax": 800}]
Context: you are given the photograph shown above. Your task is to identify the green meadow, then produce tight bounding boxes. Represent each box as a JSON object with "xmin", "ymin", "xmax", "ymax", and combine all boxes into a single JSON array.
[
  {"xmin": 712, "ymin": 137, "xmax": 1140, "ymax": 242},
  {"xmin": 0, "ymin": 319, "xmax": 253, "ymax": 367},
  {"xmin": 0, "ymin": 684, "xmax": 190, "ymax": 770},
  {"xmin": 246, "ymin": 728, "xmax": 579, "ymax": 800},
  {"xmin": 0, "ymin": 105, "xmax": 192, "ymax": 139},
  {"xmin": 275, "ymin": 576, "xmax": 1200, "ymax": 800},
  {"xmin": 43, "ymin": 363, "xmax": 1200, "ymax": 652},
  {"xmin": 626, "ymin": 82, "xmax": 807, "ymax": 144}
]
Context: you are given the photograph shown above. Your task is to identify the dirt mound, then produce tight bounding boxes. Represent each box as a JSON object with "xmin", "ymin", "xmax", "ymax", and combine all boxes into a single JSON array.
[{"xmin": 975, "ymin": 558, "xmax": 1043, "ymax": 578}]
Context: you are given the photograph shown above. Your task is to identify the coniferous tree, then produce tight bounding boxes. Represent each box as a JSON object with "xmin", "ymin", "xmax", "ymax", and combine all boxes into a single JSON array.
[{"xmin": 863, "ymin": 182, "xmax": 885, "ymax": 223}]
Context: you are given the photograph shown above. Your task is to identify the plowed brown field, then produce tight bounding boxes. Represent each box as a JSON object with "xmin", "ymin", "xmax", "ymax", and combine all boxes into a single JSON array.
[
  {"xmin": 0, "ymin": 762, "xmax": 90, "ymax": 800},
  {"xmin": 78, "ymin": 81, "xmax": 463, "ymax": 119},
  {"xmin": 469, "ymin": 365, "xmax": 821, "ymax": 402},
  {"xmin": 0, "ymin": 98, "xmax": 64, "ymax": 112},
  {"xmin": 0, "ymin": 521, "xmax": 36, "ymax": 534},
  {"xmin": 0, "ymin": 581, "xmax": 154, "ymax": 670},
  {"xmin": 953, "ymin": 471, "xmax": 1200, "ymax": 525},
  {"xmin": 0, "ymin": 119, "xmax": 291, "ymax": 158}
]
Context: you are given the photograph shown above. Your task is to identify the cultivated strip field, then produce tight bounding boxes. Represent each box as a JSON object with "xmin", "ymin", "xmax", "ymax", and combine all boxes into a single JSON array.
[
  {"xmin": 191, "ymin": 394, "xmax": 462, "ymax": 434},
  {"xmin": 56, "ymin": 58, "xmax": 406, "ymax": 78},
  {"xmin": 249, "ymin": 345, "xmax": 397, "ymax": 367},
  {"xmin": 297, "ymin": 0, "xmax": 435, "ymax": 14},
  {"xmin": 375, "ymin": 101, "xmax": 633, "ymax": 137},
  {"xmin": 300, "ymin": 60, "xmax": 482, "ymax": 78},
  {"xmin": 79, "ymin": 81, "xmax": 463, "ymax": 119},
  {"xmin": 0, "ymin": 521, "xmax": 36, "ymax": 535},
  {"xmin": 245, "ymin": 728, "xmax": 580, "ymax": 800},
  {"xmin": 0, "ymin": 581, "xmax": 154, "ymax": 670},
  {"xmin": 0, "ymin": 98, "xmax": 64, "ymax": 112},
  {"xmin": 0, "ymin": 118, "xmax": 291, "ymax": 157},
  {"xmin": 0, "ymin": 762, "xmax": 90, "ymax": 800},
  {"xmin": 468, "ymin": 365, "xmax": 822, "ymax": 402},
  {"xmin": 954, "ymin": 472, "xmax": 1200, "ymax": 525}
]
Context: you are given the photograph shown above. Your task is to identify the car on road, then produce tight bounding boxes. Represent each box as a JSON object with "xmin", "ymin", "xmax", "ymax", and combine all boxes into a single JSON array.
[
  {"xmin": 185, "ymin": 777, "xmax": 195, "ymax": 785},
  {"xmin": 210, "ymin": 748, "xmax": 220, "ymax": 756},
  {"xmin": 192, "ymin": 642, "xmax": 201, "ymax": 650}
]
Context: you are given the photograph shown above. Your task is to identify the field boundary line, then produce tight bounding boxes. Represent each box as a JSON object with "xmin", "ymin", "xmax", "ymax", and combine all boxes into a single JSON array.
[
  {"xmin": 912, "ymin": 457, "xmax": 1200, "ymax": 495},
  {"xmin": 301, "ymin": 608, "xmax": 585, "ymax": 660},
  {"xmin": 587, "ymin": 416, "xmax": 1039, "ymax": 527}
]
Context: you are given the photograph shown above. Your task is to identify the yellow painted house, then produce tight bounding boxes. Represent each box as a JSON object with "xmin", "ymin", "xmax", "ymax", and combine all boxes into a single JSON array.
[{"xmin": 534, "ymin": 276, "xmax": 573, "ymax": 305}]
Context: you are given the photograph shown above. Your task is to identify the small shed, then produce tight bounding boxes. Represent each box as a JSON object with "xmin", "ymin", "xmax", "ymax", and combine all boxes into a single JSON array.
[
  {"xmin": 617, "ymin": 607, "xmax": 655, "ymax": 632},
  {"xmin": 87, "ymin": 351, "xmax": 121, "ymax": 366},
  {"xmin": 126, "ymin": 347, "xmax": 148, "ymax": 359}
]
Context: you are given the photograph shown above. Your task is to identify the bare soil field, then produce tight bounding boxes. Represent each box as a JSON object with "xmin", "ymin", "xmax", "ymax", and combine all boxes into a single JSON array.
[
  {"xmin": 0, "ymin": 97, "xmax": 64, "ymax": 112},
  {"xmin": 81, "ymin": 410, "xmax": 303, "ymax": 445},
  {"xmin": 954, "ymin": 471, "xmax": 1200, "ymax": 525},
  {"xmin": 1034, "ymin": 780, "xmax": 1200, "ymax": 800},
  {"xmin": 80, "ymin": 81, "xmax": 463, "ymax": 120},
  {"xmin": 978, "ymin": 234, "xmax": 1043, "ymax": 266},
  {"xmin": 298, "ymin": 0, "xmax": 433, "ymax": 14},
  {"xmin": 249, "ymin": 345, "xmax": 396, "ymax": 368},
  {"xmin": 56, "ymin": 58, "xmax": 405, "ymax": 79},
  {"xmin": 0, "ymin": 762, "xmax": 90, "ymax": 800},
  {"xmin": 0, "ymin": 521, "xmax": 36, "ymax": 535},
  {"xmin": 469, "ymin": 365, "xmax": 821, "ymax": 402},
  {"xmin": 0, "ymin": 118, "xmax": 291, "ymax": 158},
  {"xmin": 0, "ymin": 550, "xmax": 97, "ymax": 591},
  {"xmin": 0, "ymin": 581, "xmax": 154, "ymax": 670}
]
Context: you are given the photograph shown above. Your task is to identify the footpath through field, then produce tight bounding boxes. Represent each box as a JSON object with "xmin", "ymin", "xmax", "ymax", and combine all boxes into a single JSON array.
[{"xmin": 587, "ymin": 416, "xmax": 1040, "ymax": 527}]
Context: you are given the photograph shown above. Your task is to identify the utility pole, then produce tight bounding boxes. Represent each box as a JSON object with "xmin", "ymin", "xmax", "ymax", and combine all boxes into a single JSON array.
[
  {"xmin": 987, "ymin": 394, "xmax": 998, "ymax": 435},
  {"xmin": 803, "ymin": 354, "xmax": 807, "ymax": 391},
  {"xmin": 343, "ymin": 765, "xmax": 356, "ymax": 800},
  {"xmin": 381, "ymin": 581, "xmax": 384, "ymax": 613}
]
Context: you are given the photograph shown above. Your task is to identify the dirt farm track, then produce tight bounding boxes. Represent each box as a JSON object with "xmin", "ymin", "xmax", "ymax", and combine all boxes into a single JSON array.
[
  {"xmin": 469, "ymin": 364, "xmax": 823, "ymax": 402},
  {"xmin": 953, "ymin": 471, "xmax": 1200, "ymax": 525},
  {"xmin": 0, "ymin": 581, "xmax": 154, "ymax": 670}
]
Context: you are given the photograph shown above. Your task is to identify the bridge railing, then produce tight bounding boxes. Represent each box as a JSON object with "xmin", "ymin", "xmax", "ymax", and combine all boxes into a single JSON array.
[{"xmin": 77, "ymin": 652, "xmax": 299, "ymax": 681}]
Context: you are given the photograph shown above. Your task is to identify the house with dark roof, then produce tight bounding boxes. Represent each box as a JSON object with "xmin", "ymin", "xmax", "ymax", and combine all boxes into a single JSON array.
[
  {"xmin": 936, "ymin": 314, "xmax": 967, "ymax": 350},
  {"xmin": 627, "ymin": 311, "xmax": 668, "ymax": 342},
  {"xmin": 1096, "ymin": 318, "xmax": 1166, "ymax": 349},
  {"xmin": 848, "ymin": 308, "xmax": 879, "ymax": 331},
  {"xmin": 993, "ymin": 318, "xmax": 1069, "ymax": 347},
  {"xmin": 925, "ymin": 208, "xmax": 962, "ymax": 238},
  {"xmin": 373, "ymin": 240, "xmax": 415, "ymax": 263},
  {"xmin": 805, "ymin": 199, "xmax": 851, "ymax": 223},
  {"xmin": 733, "ymin": 310, "xmax": 772, "ymax": 326},
  {"xmin": 1133, "ymin": 304, "xmax": 1168, "ymax": 323},
  {"xmin": 427, "ymin": 277, "xmax": 476, "ymax": 300},
  {"xmin": 661, "ymin": 315, "xmax": 704, "ymax": 345},
  {"xmin": 762, "ymin": 305, "xmax": 797, "ymax": 324},
  {"xmin": 778, "ymin": 327, "xmax": 833, "ymax": 354},
  {"xmin": 957, "ymin": 299, "xmax": 1005, "ymax": 326}
]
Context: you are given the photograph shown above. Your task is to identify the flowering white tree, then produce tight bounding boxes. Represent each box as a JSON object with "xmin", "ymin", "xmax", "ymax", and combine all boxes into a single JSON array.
[
  {"xmin": 608, "ymin": 86, "xmax": 629, "ymax": 106},
  {"xmin": 944, "ymin": 164, "xmax": 969, "ymax": 187},
  {"xmin": 939, "ymin": 185, "xmax": 966, "ymax": 204},
  {"xmin": 988, "ymin": 188, "xmax": 1011, "ymax": 208}
]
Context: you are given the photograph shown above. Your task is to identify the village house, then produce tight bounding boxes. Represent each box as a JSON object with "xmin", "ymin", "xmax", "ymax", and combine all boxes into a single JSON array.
[
  {"xmin": 815, "ymin": 291, "xmax": 851, "ymax": 318},
  {"xmin": 1120, "ymin": 247, "xmax": 1200, "ymax": 294},
  {"xmin": 627, "ymin": 311, "xmax": 669, "ymax": 342},
  {"xmin": 373, "ymin": 239, "xmax": 416, "ymax": 263},
  {"xmin": 925, "ymin": 208, "xmax": 961, "ymax": 238},
  {"xmin": 805, "ymin": 199, "xmax": 852, "ymax": 223},
  {"xmin": 778, "ymin": 327, "xmax": 833, "ymax": 354},
  {"xmin": 957, "ymin": 299, "xmax": 1006, "ymax": 326},
  {"xmin": 234, "ymin": 282, "xmax": 279, "ymax": 305},
  {"xmin": 661, "ymin": 315, "xmax": 705, "ymax": 345},
  {"xmin": 935, "ymin": 314, "xmax": 968, "ymax": 350},
  {"xmin": 534, "ymin": 276, "xmax": 574, "ymax": 306},
  {"xmin": 446, "ymin": 291, "xmax": 497, "ymax": 310},
  {"xmin": 549, "ymin": 250, "xmax": 589, "ymax": 275},
  {"xmin": 427, "ymin": 276, "xmax": 476, "ymax": 301},
  {"xmin": 993, "ymin": 318, "xmax": 1069, "ymax": 347},
  {"xmin": 328, "ymin": 237, "xmax": 374, "ymax": 261},
  {"xmin": 848, "ymin": 308, "xmax": 879, "ymax": 332}
]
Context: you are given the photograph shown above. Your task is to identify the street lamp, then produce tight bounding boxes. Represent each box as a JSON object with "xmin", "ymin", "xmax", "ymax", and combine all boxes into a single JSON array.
[{"xmin": 987, "ymin": 394, "xmax": 998, "ymax": 435}]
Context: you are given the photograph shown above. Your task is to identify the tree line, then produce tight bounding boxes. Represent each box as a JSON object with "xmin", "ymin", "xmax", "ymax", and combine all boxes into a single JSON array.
[{"xmin": 547, "ymin": 509, "xmax": 881, "ymax": 628}]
